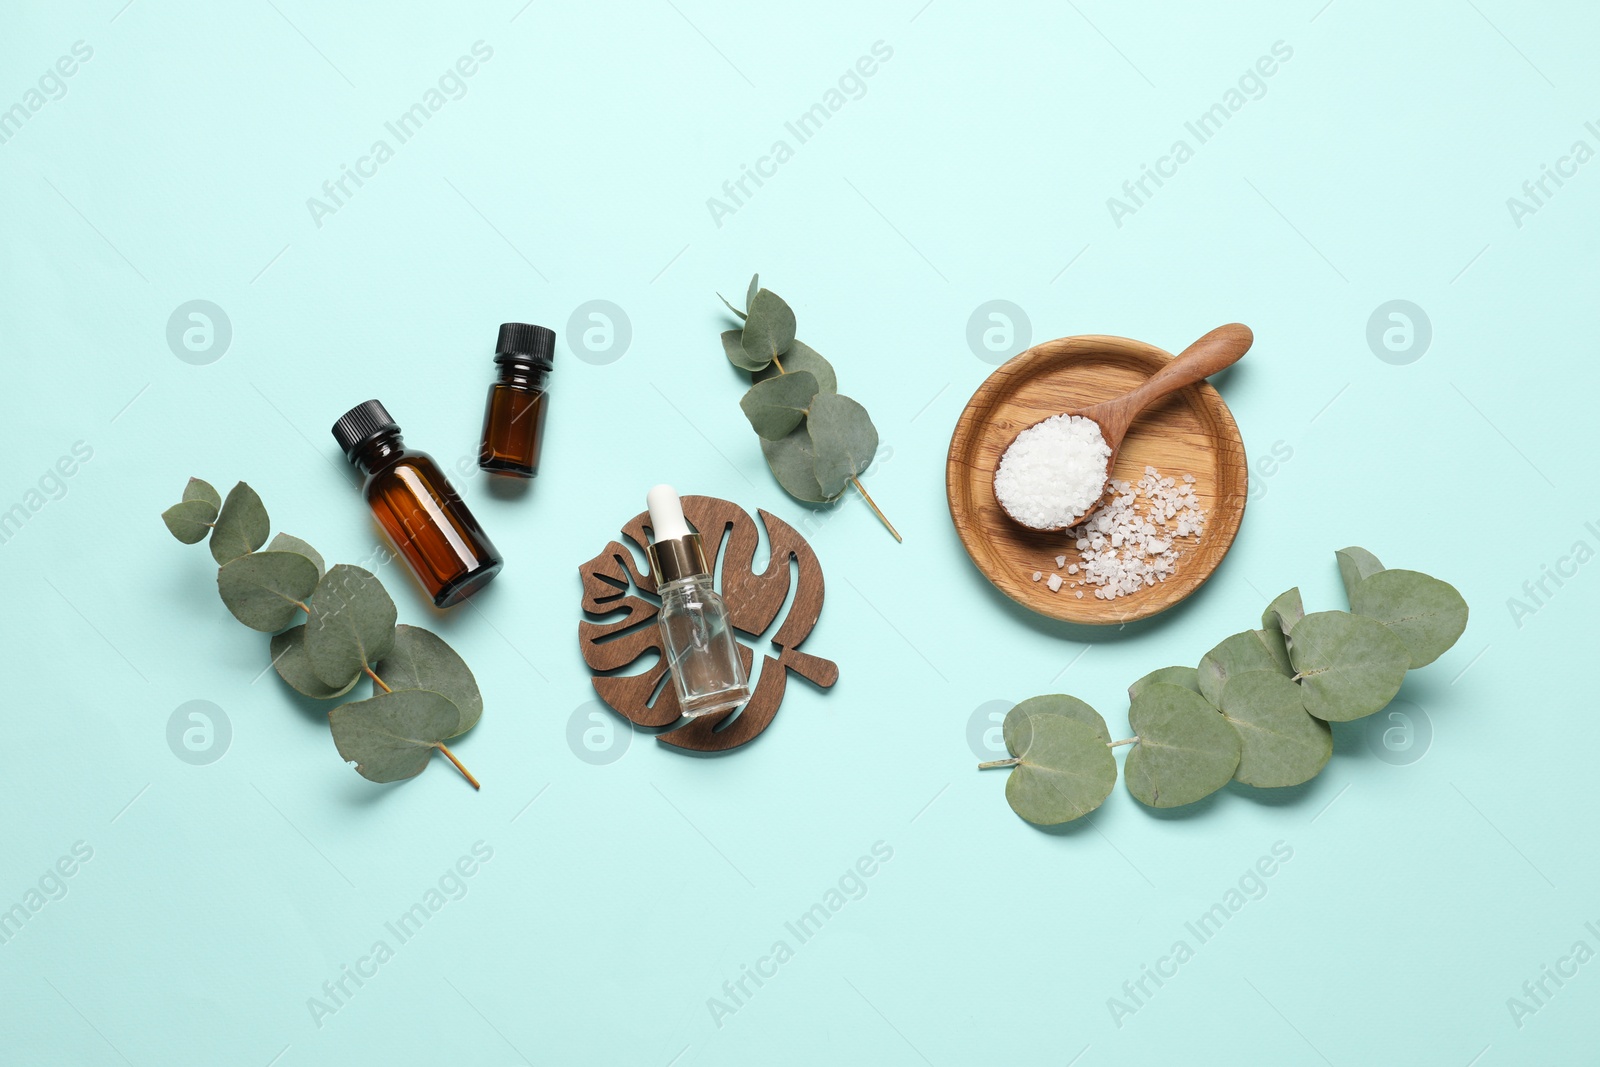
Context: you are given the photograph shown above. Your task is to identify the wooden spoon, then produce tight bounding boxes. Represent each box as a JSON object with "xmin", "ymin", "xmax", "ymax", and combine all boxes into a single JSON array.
[{"xmin": 998, "ymin": 323, "xmax": 1253, "ymax": 531}]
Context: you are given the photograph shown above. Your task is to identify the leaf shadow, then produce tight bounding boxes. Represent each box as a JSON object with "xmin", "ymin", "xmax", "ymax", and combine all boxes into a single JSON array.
[
  {"xmin": 1135, "ymin": 789, "xmax": 1227, "ymax": 821},
  {"xmin": 1022, "ymin": 813, "xmax": 1102, "ymax": 838}
]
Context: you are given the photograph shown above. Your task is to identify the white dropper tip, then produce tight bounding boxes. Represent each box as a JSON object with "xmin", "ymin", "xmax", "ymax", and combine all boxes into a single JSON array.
[{"xmin": 646, "ymin": 484, "xmax": 691, "ymax": 542}]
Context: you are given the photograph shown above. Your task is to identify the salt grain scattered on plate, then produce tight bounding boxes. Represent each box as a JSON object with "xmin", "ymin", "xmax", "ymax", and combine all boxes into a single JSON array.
[
  {"xmin": 1031, "ymin": 570, "xmax": 1042, "ymax": 582},
  {"xmin": 1033, "ymin": 464, "xmax": 1208, "ymax": 601}
]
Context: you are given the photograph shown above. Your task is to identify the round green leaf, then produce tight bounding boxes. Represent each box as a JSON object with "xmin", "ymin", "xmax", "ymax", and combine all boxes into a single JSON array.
[
  {"xmin": 217, "ymin": 551, "xmax": 320, "ymax": 632},
  {"xmin": 209, "ymin": 481, "xmax": 269, "ymax": 565},
  {"xmin": 1198, "ymin": 630, "xmax": 1290, "ymax": 706},
  {"xmin": 304, "ymin": 564, "xmax": 398, "ymax": 688},
  {"xmin": 269, "ymin": 624, "xmax": 359, "ymax": 699},
  {"xmin": 1259, "ymin": 586, "xmax": 1304, "ymax": 669},
  {"xmin": 329, "ymin": 689, "xmax": 460, "ymax": 783},
  {"xmin": 183, "ymin": 477, "xmax": 221, "ymax": 510},
  {"xmin": 741, "ymin": 288, "xmax": 796, "ymax": 366},
  {"xmin": 755, "ymin": 340, "xmax": 837, "ymax": 394},
  {"xmin": 739, "ymin": 370, "xmax": 819, "ymax": 440},
  {"xmin": 1129, "ymin": 665, "xmax": 1200, "ymax": 702},
  {"xmin": 266, "ymin": 532, "xmax": 325, "ymax": 578},
  {"xmin": 1125, "ymin": 683, "xmax": 1241, "ymax": 808},
  {"xmin": 722, "ymin": 328, "xmax": 766, "ymax": 371},
  {"xmin": 760, "ymin": 424, "xmax": 833, "ymax": 503},
  {"xmin": 1005, "ymin": 694, "xmax": 1109, "ymax": 745},
  {"xmin": 1217, "ymin": 671, "xmax": 1332, "ymax": 788},
  {"xmin": 1001, "ymin": 712, "xmax": 1116, "ymax": 825},
  {"xmin": 1288, "ymin": 610, "xmax": 1410, "ymax": 722},
  {"xmin": 162, "ymin": 499, "xmax": 216, "ymax": 544},
  {"xmin": 1336, "ymin": 546, "xmax": 1385, "ymax": 603},
  {"xmin": 1349, "ymin": 569, "xmax": 1469, "ymax": 668},
  {"xmin": 373, "ymin": 625, "xmax": 482, "ymax": 736},
  {"xmin": 807, "ymin": 392, "xmax": 879, "ymax": 497}
]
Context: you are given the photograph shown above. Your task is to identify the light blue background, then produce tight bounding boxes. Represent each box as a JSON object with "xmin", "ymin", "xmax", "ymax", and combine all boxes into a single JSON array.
[{"xmin": 2, "ymin": 1, "xmax": 1595, "ymax": 1063}]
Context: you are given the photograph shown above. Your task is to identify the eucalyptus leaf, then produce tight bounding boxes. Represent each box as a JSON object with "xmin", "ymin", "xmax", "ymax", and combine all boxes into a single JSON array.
[
  {"xmin": 217, "ymin": 551, "xmax": 320, "ymax": 632},
  {"xmin": 329, "ymin": 689, "xmax": 461, "ymax": 783},
  {"xmin": 1129, "ymin": 665, "xmax": 1200, "ymax": 702},
  {"xmin": 373, "ymin": 625, "xmax": 482, "ymax": 736},
  {"xmin": 209, "ymin": 482, "xmax": 269, "ymax": 565},
  {"xmin": 1124, "ymin": 683, "xmax": 1241, "ymax": 808},
  {"xmin": 1000, "ymin": 711, "xmax": 1117, "ymax": 826},
  {"xmin": 754, "ymin": 340, "xmax": 837, "ymax": 394},
  {"xmin": 718, "ymin": 294, "xmax": 746, "ymax": 321},
  {"xmin": 1005, "ymin": 695, "xmax": 1109, "ymax": 745},
  {"xmin": 269, "ymin": 625, "xmax": 359, "ymax": 699},
  {"xmin": 183, "ymin": 477, "xmax": 221, "ymax": 511},
  {"xmin": 1289, "ymin": 610, "xmax": 1410, "ymax": 722},
  {"xmin": 304, "ymin": 564, "xmax": 397, "ymax": 688},
  {"xmin": 807, "ymin": 392, "xmax": 878, "ymax": 497},
  {"xmin": 1198, "ymin": 630, "xmax": 1291, "ymax": 706},
  {"xmin": 746, "ymin": 273, "xmax": 759, "ymax": 313},
  {"xmin": 722, "ymin": 328, "xmax": 766, "ymax": 371},
  {"xmin": 739, "ymin": 370, "xmax": 819, "ymax": 440},
  {"xmin": 162, "ymin": 499, "xmax": 216, "ymax": 544},
  {"xmin": 760, "ymin": 424, "xmax": 833, "ymax": 503},
  {"xmin": 1349, "ymin": 569, "xmax": 1468, "ymax": 668},
  {"xmin": 1217, "ymin": 670, "xmax": 1332, "ymax": 788},
  {"xmin": 741, "ymin": 288, "xmax": 796, "ymax": 367},
  {"xmin": 1259, "ymin": 587, "xmax": 1305, "ymax": 673},
  {"xmin": 1336, "ymin": 546, "xmax": 1385, "ymax": 603},
  {"xmin": 267, "ymin": 533, "xmax": 325, "ymax": 578}
]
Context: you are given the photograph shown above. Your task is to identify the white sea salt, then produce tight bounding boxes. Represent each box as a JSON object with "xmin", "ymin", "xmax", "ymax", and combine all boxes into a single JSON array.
[
  {"xmin": 994, "ymin": 414, "xmax": 1112, "ymax": 530},
  {"xmin": 1046, "ymin": 573, "xmax": 1063, "ymax": 592},
  {"xmin": 1033, "ymin": 463, "xmax": 1209, "ymax": 602}
]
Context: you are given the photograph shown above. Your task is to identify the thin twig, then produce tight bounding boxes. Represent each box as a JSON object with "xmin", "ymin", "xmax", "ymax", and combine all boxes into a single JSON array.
[
  {"xmin": 437, "ymin": 743, "xmax": 480, "ymax": 789},
  {"xmin": 364, "ymin": 666, "xmax": 392, "ymax": 693},
  {"xmin": 977, "ymin": 757, "xmax": 1021, "ymax": 770},
  {"xmin": 851, "ymin": 477, "xmax": 901, "ymax": 542}
]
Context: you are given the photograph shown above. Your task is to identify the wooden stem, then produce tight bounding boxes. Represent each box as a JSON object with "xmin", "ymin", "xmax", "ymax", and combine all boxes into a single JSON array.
[
  {"xmin": 437, "ymin": 743, "xmax": 481, "ymax": 790},
  {"xmin": 851, "ymin": 477, "xmax": 902, "ymax": 542},
  {"xmin": 977, "ymin": 757, "xmax": 1021, "ymax": 770},
  {"xmin": 1108, "ymin": 737, "xmax": 1138, "ymax": 748},
  {"xmin": 364, "ymin": 666, "xmax": 392, "ymax": 693}
]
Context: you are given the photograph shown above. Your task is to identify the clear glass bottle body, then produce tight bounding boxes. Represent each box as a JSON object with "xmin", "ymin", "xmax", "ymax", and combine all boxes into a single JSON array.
[
  {"xmin": 655, "ymin": 575, "xmax": 749, "ymax": 717},
  {"xmin": 354, "ymin": 432, "xmax": 503, "ymax": 608}
]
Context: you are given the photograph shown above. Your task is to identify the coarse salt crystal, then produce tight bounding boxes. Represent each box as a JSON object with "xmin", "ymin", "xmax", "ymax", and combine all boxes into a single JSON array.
[
  {"xmin": 1046, "ymin": 573, "xmax": 1063, "ymax": 592},
  {"xmin": 993, "ymin": 414, "xmax": 1112, "ymax": 530}
]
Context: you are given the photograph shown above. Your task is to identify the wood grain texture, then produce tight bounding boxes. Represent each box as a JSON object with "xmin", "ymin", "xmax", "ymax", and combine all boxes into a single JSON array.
[
  {"xmin": 947, "ymin": 335, "xmax": 1248, "ymax": 625},
  {"xmin": 578, "ymin": 496, "xmax": 836, "ymax": 752}
]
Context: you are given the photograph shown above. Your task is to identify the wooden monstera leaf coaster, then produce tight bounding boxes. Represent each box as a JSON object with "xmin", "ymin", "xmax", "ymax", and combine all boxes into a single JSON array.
[{"xmin": 578, "ymin": 496, "xmax": 838, "ymax": 751}]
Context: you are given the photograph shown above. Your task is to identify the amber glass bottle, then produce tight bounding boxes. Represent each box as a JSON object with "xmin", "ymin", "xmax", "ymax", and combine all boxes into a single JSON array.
[
  {"xmin": 478, "ymin": 323, "xmax": 555, "ymax": 478},
  {"xmin": 332, "ymin": 400, "xmax": 503, "ymax": 607}
]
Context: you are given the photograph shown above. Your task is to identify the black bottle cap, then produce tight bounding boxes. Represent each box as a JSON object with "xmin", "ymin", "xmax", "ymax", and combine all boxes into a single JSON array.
[
  {"xmin": 494, "ymin": 323, "xmax": 556, "ymax": 367},
  {"xmin": 331, "ymin": 399, "xmax": 398, "ymax": 458}
]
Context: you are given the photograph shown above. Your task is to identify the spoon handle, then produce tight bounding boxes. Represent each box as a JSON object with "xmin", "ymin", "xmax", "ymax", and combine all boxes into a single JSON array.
[{"xmin": 1094, "ymin": 323, "xmax": 1253, "ymax": 441}]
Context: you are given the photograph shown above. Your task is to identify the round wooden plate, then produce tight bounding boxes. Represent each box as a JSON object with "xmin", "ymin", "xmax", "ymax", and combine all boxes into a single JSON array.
[{"xmin": 946, "ymin": 335, "xmax": 1247, "ymax": 624}]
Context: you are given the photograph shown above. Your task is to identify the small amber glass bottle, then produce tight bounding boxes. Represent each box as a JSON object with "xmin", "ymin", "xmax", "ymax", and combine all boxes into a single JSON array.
[
  {"xmin": 478, "ymin": 323, "xmax": 555, "ymax": 478},
  {"xmin": 332, "ymin": 400, "xmax": 503, "ymax": 608}
]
